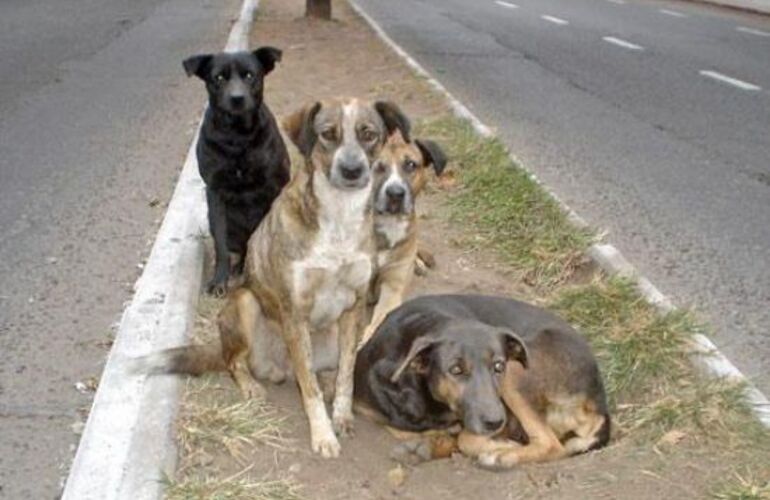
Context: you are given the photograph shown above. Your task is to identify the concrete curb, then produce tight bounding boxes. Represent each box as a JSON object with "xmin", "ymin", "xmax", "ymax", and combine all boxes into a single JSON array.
[
  {"xmin": 60, "ymin": 1, "xmax": 259, "ymax": 498},
  {"xmin": 348, "ymin": 0, "xmax": 770, "ymax": 429},
  {"xmin": 687, "ymin": 0, "xmax": 770, "ymax": 15}
]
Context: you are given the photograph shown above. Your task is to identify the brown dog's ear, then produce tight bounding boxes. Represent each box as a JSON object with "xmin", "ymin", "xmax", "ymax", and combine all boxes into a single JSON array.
[
  {"xmin": 283, "ymin": 102, "xmax": 322, "ymax": 157},
  {"xmin": 500, "ymin": 330, "xmax": 528, "ymax": 368},
  {"xmin": 391, "ymin": 335, "xmax": 440, "ymax": 383},
  {"xmin": 375, "ymin": 101, "xmax": 411, "ymax": 143},
  {"xmin": 183, "ymin": 54, "xmax": 213, "ymax": 80},
  {"xmin": 253, "ymin": 46, "xmax": 282, "ymax": 74},
  {"xmin": 415, "ymin": 139, "xmax": 448, "ymax": 176}
]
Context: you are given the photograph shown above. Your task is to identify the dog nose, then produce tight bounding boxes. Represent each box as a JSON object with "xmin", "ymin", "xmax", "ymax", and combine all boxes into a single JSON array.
[
  {"xmin": 230, "ymin": 95, "xmax": 245, "ymax": 108},
  {"xmin": 340, "ymin": 162, "xmax": 364, "ymax": 181},
  {"xmin": 385, "ymin": 184, "xmax": 406, "ymax": 201},
  {"xmin": 482, "ymin": 417, "xmax": 504, "ymax": 433}
]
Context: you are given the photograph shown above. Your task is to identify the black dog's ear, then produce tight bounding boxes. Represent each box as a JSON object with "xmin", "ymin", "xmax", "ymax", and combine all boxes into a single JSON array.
[
  {"xmin": 500, "ymin": 330, "xmax": 528, "ymax": 368},
  {"xmin": 183, "ymin": 54, "xmax": 213, "ymax": 80},
  {"xmin": 253, "ymin": 46, "xmax": 282, "ymax": 74},
  {"xmin": 391, "ymin": 335, "xmax": 440, "ymax": 383},
  {"xmin": 283, "ymin": 102, "xmax": 322, "ymax": 157},
  {"xmin": 415, "ymin": 139, "xmax": 448, "ymax": 176},
  {"xmin": 375, "ymin": 101, "xmax": 411, "ymax": 143}
]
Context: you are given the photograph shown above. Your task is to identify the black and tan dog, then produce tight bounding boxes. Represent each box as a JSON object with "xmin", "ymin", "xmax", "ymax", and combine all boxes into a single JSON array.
[
  {"xmin": 354, "ymin": 294, "xmax": 610, "ymax": 468},
  {"xmin": 184, "ymin": 47, "xmax": 290, "ymax": 295},
  {"xmin": 361, "ymin": 131, "xmax": 447, "ymax": 347},
  {"xmin": 144, "ymin": 98, "xmax": 411, "ymax": 458}
]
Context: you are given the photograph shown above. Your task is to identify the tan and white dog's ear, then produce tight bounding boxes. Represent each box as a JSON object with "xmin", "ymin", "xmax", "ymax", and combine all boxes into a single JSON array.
[
  {"xmin": 283, "ymin": 102, "xmax": 322, "ymax": 157},
  {"xmin": 390, "ymin": 335, "xmax": 440, "ymax": 383},
  {"xmin": 500, "ymin": 330, "xmax": 529, "ymax": 368},
  {"xmin": 375, "ymin": 101, "xmax": 411, "ymax": 143},
  {"xmin": 415, "ymin": 139, "xmax": 448, "ymax": 176}
]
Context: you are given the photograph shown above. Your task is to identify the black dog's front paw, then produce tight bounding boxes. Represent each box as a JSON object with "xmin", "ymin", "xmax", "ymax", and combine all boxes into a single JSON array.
[{"xmin": 206, "ymin": 276, "xmax": 228, "ymax": 297}]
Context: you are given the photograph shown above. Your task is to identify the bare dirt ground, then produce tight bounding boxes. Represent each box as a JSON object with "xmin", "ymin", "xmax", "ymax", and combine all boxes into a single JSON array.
[{"xmin": 167, "ymin": 0, "xmax": 768, "ymax": 498}]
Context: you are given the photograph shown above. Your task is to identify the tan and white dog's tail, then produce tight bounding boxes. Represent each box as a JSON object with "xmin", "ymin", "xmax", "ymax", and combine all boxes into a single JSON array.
[{"xmin": 130, "ymin": 343, "xmax": 226, "ymax": 376}]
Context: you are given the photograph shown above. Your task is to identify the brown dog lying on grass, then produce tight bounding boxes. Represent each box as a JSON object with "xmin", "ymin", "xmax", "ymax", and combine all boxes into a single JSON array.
[
  {"xmin": 354, "ymin": 294, "xmax": 610, "ymax": 468},
  {"xmin": 142, "ymin": 98, "xmax": 411, "ymax": 458}
]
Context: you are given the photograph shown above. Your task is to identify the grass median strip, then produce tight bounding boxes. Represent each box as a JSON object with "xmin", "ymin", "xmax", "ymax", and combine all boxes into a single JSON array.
[
  {"xmin": 420, "ymin": 114, "xmax": 770, "ymax": 495},
  {"xmin": 416, "ymin": 116, "xmax": 593, "ymax": 290}
]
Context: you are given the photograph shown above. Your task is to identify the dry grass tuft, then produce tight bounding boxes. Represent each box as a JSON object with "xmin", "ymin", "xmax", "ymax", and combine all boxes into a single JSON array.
[
  {"xmin": 164, "ymin": 467, "xmax": 302, "ymax": 500},
  {"xmin": 178, "ymin": 379, "xmax": 291, "ymax": 464},
  {"xmin": 711, "ymin": 469, "xmax": 770, "ymax": 500}
]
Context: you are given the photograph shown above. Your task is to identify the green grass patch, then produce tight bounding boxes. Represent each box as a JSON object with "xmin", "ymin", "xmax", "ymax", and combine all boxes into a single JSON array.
[
  {"xmin": 550, "ymin": 278, "xmax": 693, "ymax": 402},
  {"xmin": 416, "ymin": 116, "xmax": 593, "ymax": 289}
]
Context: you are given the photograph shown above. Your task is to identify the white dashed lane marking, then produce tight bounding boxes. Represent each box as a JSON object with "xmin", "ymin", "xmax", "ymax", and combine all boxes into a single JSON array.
[
  {"xmin": 541, "ymin": 15, "xmax": 569, "ymax": 25},
  {"xmin": 659, "ymin": 9, "xmax": 687, "ymax": 17},
  {"xmin": 699, "ymin": 70, "xmax": 761, "ymax": 91},
  {"xmin": 602, "ymin": 36, "xmax": 644, "ymax": 51},
  {"xmin": 736, "ymin": 26, "xmax": 770, "ymax": 37},
  {"xmin": 606, "ymin": 0, "xmax": 626, "ymax": 4},
  {"xmin": 495, "ymin": 1, "xmax": 519, "ymax": 8}
]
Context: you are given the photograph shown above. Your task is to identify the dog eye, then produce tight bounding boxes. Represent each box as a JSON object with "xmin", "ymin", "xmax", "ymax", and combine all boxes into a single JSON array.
[
  {"xmin": 360, "ymin": 128, "xmax": 378, "ymax": 143},
  {"xmin": 243, "ymin": 72, "xmax": 254, "ymax": 81},
  {"xmin": 403, "ymin": 159, "xmax": 417, "ymax": 173},
  {"xmin": 214, "ymin": 74, "xmax": 226, "ymax": 84},
  {"xmin": 374, "ymin": 162, "xmax": 387, "ymax": 174},
  {"xmin": 449, "ymin": 365, "xmax": 464, "ymax": 376},
  {"xmin": 320, "ymin": 128, "xmax": 337, "ymax": 142},
  {"xmin": 493, "ymin": 361, "xmax": 505, "ymax": 374}
]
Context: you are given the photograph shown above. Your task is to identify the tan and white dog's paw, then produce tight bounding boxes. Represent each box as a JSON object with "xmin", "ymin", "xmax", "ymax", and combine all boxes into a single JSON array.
[
  {"xmin": 332, "ymin": 411, "xmax": 355, "ymax": 438},
  {"xmin": 311, "ymin": 426, "xmax": 341, "ymax": 458}
]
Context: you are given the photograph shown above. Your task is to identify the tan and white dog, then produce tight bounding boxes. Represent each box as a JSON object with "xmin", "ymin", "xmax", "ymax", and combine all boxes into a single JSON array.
[
  {"xmin": 143, "ymin": 98, "xmax": 411, "ymax": 458},
  {"xmin": 360, "ymin": 131, "xmax": 446, "ymax": 347}
]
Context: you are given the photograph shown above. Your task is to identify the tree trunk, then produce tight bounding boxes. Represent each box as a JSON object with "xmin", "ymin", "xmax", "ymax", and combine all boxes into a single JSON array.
[{"xmin": 306, "ymin": 0, "xmax": 331, "ymax": 19}]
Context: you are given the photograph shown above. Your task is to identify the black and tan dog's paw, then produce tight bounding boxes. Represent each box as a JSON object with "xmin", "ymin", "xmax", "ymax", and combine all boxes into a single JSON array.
[{"xmin": 390, "ymin": 439, "xmax": 433, "ymax": 465}]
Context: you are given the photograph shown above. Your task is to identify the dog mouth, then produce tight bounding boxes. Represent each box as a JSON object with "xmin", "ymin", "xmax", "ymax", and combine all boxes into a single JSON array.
[{"xmin": 378, "ymin": 197, "xmax": 407, "ymax": 215}]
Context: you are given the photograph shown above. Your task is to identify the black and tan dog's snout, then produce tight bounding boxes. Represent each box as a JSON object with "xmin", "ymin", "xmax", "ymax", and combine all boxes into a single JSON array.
[{"xmin": 463, "ymin": 373, "xmax": 508, "ymax": 435}]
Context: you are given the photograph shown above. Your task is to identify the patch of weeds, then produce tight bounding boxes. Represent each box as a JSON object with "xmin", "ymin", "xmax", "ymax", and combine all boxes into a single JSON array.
[
  {"xmin": 711, "ymin": 469, "xmax": 770, "ymax": 500},
  {"xmin": 164, "ymin": 468, "xmax": 302, "ymax": 500},
  {"xmin": 550, "ymin": 278, "xmax": 693, "ymax": 401},
  {"xmin": 415, "ymin": 116, "xmax": 593, "ymax": 289},
  {"xmin": 178, "ymin": 379, "xmax": 291, "ymax": 463}
]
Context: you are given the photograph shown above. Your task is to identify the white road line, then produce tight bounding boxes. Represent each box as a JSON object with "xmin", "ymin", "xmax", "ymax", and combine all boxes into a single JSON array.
[
  {"xmin": 607, "ymin": 0, "xmax": 626, "ymax": 4},
  {"xmin": 659, "ymin": 8, "xmax": 687, "ymax": 17},
  {"xmin": 736, "ymin": 26, "xmax": 770, "ymax": 37},
  {"xmin": 602, "ymin": 36, "xmax": 644, "ymax": 51},
  {"xmin": 699, "ymin": 70, "xmax": 761, "ymax": 91},
  {"xmin": 495, "ymin": 1, "xmax": 519, "ymax": 8},
  {"xmin": 541, "ymin": 15, "xmax": 569, "ymax": 25}
]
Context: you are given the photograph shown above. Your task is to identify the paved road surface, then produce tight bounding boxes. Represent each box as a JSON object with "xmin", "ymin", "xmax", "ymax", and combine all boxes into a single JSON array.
[
  {"xmin": 355, "ymin": 0, "xmax": 770, "ymax": 393},
  {"xmin": 0, "ymin": 0, "xmax": 238, "ymax": 497}
]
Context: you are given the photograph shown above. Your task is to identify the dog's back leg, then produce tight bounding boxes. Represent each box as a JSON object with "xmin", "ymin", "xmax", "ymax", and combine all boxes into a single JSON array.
[{"xmin": 218, "ymin": 288, "xmax": 266, "ymax": 399}]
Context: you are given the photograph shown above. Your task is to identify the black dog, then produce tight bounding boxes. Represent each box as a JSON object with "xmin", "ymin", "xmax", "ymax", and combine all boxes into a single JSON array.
[{"xmin": 183, "ymin": 47, "xmax": 290, "ymax": 295}]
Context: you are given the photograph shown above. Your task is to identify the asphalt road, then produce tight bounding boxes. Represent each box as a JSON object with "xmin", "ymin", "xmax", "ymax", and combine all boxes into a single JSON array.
[
  {"xmin": 0, "ymin": 0, "xmax": 238, "ymax": 497},
  {"xmin": 355, "ymin": 0, "xmax": 770, "ymax": 393}
]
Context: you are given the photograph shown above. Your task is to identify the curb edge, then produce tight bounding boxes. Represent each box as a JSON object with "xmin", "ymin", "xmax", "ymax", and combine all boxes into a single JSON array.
[{"xmin": 60, "ymin": 1, "xmax": 260, "ymax": 498}]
